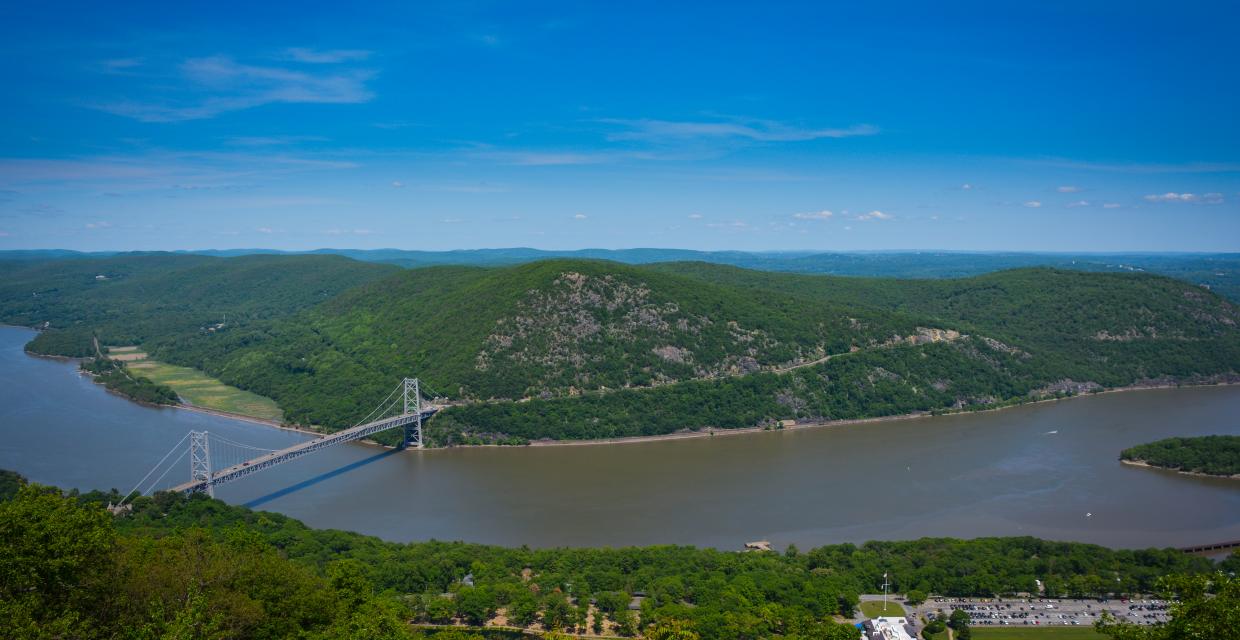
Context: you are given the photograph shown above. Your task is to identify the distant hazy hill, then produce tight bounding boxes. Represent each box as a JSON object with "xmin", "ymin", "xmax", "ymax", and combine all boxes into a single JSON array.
[
  {"xmin": 5, "ymin": 248, "xmax": 1237, "ymax": 301},
  {"xmin": 0, "ymin": 254, "xmax": 398, "ymax": 356},
  {"xmin": 3, "ymin": 254, "xmax": 1237, "ymax": 443}
]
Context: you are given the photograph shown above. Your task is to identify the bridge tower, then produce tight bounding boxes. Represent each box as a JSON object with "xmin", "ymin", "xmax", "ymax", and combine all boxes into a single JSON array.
[
  {"xmin": 189, "ymin": 430, "xmax": 214, "ymax": 497},
  {"xmin": 402, "ymin": 377, "xmax": 423, "ymax": 449}
]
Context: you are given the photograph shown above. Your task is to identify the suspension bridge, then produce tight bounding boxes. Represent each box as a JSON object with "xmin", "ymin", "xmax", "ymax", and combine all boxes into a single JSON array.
[{"xmin": 122, "ymin": 378, "xmax": 440, "ymax": 501}]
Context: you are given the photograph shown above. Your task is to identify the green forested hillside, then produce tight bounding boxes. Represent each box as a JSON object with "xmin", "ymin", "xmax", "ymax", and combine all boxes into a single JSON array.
[
  {"xmin": 652, "ymin": 264, "xmax": 1240, "ymax": 386},
  {"xmin": 160, "ymin": 260, "xmax": 925, "ymax": 422},
  {"xmin": 0, "ymin": 253, "xmax": 399, "ymax": 356},
  {"xmin": 1121, "ymin": 435, "xmax": 1240, "ymax": 476},
  {"xmin": 9, "ymin": 249, "xmax": 1236, "ymax": 302},
  {"xmin": 3, "ymin": 255, "xmax": 1238, "ymax": 442}
]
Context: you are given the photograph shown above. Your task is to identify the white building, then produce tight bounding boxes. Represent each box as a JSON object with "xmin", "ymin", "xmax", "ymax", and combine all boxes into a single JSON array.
[{"xmin": 861, "ymin": 616, "xmax": 916, "ymax": 640}]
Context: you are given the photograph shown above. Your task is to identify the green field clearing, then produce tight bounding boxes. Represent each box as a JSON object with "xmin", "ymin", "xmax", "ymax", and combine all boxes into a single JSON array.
[
  {"xmin": 971, "ymin": 627, "xmax": 1103, "ymax": 639},
  {"xmin": 134, "ymin": 359, "xmax": 283, "ymax": 422},
  {"xmin": 860, "ymin": 600, "xmax": 906, "ymax": 618}
]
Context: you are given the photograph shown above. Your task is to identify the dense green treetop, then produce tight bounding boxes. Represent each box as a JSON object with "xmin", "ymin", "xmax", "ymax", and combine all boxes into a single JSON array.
[
  {"xmin": 1120, "ymin": 435, "xmax": 1240, "ymax": 476},
  {"xmin": 0, "ymin": 252, "xmax": 398, "ymax": 355},
  {"xmin": 2, "ymin": 471, "xmax": 1231, "ymax": 640}
]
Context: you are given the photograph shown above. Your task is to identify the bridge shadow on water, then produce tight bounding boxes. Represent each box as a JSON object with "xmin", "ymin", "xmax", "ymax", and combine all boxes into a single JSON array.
[{"xmin": 244, "ymin": 448, "xmax": 401, "ymax": 509}]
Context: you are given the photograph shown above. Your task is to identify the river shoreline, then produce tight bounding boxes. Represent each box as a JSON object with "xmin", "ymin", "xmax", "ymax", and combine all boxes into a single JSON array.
[
  {"xmin": 12, "ymin": 325, "xmax": 1240, "ymax": 452},
  {"xmin": 522, "ymin": 380, "xmax": 1240, "ymax": 448},
  {"xmin": 1119, "ymin": 458, "xmax": 1240, "ymax": 480},
  {"xmin": 6, "ymin": 325, "xmax": 323, "ymax": 438},
  {"xmin": 7, "ymin": 318, "xmax": 1240, "ymax": 550}
]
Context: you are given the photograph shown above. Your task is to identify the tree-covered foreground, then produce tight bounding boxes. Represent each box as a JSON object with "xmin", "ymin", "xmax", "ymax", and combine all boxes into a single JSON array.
[{"xmin": 2, "ymin": 472, "xmax": 1236, "ymax": 640}]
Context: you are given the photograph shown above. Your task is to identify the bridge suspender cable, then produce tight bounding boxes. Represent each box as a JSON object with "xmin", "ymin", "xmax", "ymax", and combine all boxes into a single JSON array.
[
  {"xmin": 135, "ymin": 378, "xmax": 436, "ymax": 496},
  {"xmin": 119, "ymin": 431, "xmax": 192, "ymax": 506},
  {"xmin": 140, "ymin": 447, "xmax": 191, "ymax": 499}
]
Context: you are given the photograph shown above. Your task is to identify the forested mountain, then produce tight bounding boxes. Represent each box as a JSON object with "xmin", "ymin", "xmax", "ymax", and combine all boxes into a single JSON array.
[
  {"xmin": 0, "ymin": 253, "xmax": 398, "ymax": 356},
  {"xmin": 5, "ymin": 248, "xmax": 1237, "ymax": 301},
  {"xmin": 3, "ymin": 255, "xmax": 1238, "ymax": 443}
]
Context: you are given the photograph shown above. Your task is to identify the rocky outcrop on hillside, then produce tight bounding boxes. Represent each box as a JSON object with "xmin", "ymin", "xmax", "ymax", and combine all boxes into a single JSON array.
[{"xmin": 474, "ymin": 271, "xmax": 790, "ymax": 393}]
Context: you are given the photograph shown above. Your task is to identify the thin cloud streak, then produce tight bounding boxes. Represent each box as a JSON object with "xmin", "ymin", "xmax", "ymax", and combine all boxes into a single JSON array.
[
  {"xmin": 601, "ymin": 118, "xmax": 879, "ymax": 142},
  {"xmin": 1034, "ymin": 159, "xmax": 1240, "ymax": 174},
  {"xmin": 93, "ymin": 54, "xmax": 375, "ymax": 122},
  {"xmin": 282, "ymin": 48, "xmax": 372, "ymax": 63}
]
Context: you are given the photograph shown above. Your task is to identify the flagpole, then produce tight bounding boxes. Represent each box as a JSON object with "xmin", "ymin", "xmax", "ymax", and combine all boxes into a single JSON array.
[{"xmin": 882, "ymin": 572, "xmax": 888, "ymax": 612}]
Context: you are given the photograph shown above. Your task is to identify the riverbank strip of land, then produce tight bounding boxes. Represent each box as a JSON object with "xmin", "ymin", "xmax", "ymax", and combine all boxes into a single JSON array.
[
  {"xmin": 17, "ymin": 327, "xmax": 1238, "ymax": 452},
  {"xmin": 1119, "ymin": 458, "xmax": 1240, "ymax": 480},
  {"xmin": 115, "ymin": 377, "xmax": 1240, "ymax": 451},
  {"xmin": 522, "ymin": 380, "xmax": 1240, "ymax": 448}
]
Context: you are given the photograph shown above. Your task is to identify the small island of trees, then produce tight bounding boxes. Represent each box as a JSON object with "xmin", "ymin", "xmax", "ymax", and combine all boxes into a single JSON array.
[{"xmin": 1121, "ymin": 435, "xmax": 1240, "ymax": 477}]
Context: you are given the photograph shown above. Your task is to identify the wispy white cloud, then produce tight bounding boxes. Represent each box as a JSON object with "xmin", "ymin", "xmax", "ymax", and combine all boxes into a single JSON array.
[
  {"xmin": 959, "ymin": 183, "xmax": 974, "ymax": 190},
  {"xmin": 225, "ymin": 135, "xmax": 328, "ymax": 146},
  {"xmin": 856, "ymin": 210, "xmax": 892, "ymax": 220},
  {"xmin": 100, "ymin": 57, "xmax": 144, "ymax": 73},
  {"xmin": 473, "ymin": 149, "xmax": 655, "ymax": 166},
  {"xmin": 706, "ymin": 221, "xmax": 749, "ymax": 229},
  {"xmin": 573, "ymin": 213, "xmax": 587, "ymax": 219},
  {"xmin": 372, "ymin": 120, "xmax": 418, "ymax": 130},
  {"xmin": 1143, "ymin": 192, "xmax": 1224, "ymax": 204},
  {"xmin": 1066, "ymin": 200, "xmax": 1090, "ymax": 208},
  {"xmin": 792, "ymin": 210, "xmax": 833, "ymax": 220},
  {"xmin": 414, "ymin": 182, "xmax": 509, "ymax": 193},
  {"xmin": 0, "ymin": 151, "xmax": 356, "ymax": 191},
  {"xmin": 601, "ymin": 118, "xmax": 879, "ymax": 143},
  {"xmin": 391, "ymin": 181, "xmax": 405, "ymax": 188},
  {"xmin": 1035, "ymin": 159, "xmax": 1240, "ymax": 174},
  {"xmin": 1103, "ymin": 203, "xmax": 1121, "ymax": 209},
  {"xmin": 94, "ymin": 54, "xmax": 375, "ymax": 122},
  {"xmin": 325, "ymin": 228, "xmax": 375, "ymax": 236},
  {"xmin": 16, "ymin": 203, "xmax": 67, "ymax": 217},
  {"xmin": 84, "ymin": 221, "xmax": 112, "ymax": 229},
  {"xmin": 1057, "ymin": 185, "xmax": 1082, "ymax": 193},
  {"xmin": 1023, "ymin": 201, "xmax": 1042, "ymax": 208},
  {"xmin": 229, "ymin": 196, "xmax": 344, "ymax": 207},
  {"xmin": 282, "ymin": 48, "xmax": 372, "ymax": 64},
  {"xmin": 687, "ymin": 213, "xmax": 703, "ymax": 219}
]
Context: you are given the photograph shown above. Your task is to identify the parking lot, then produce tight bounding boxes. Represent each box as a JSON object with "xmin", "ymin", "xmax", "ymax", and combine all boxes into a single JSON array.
[{"xmin": 916, "ymin": 597, "xmax": 1171, "ymax": 627}]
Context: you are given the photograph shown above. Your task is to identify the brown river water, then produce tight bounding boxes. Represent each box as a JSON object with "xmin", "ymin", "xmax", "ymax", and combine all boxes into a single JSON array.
[{"xmin": 1, "ymin": 325, "xmax": 1236, "ymax": 550}]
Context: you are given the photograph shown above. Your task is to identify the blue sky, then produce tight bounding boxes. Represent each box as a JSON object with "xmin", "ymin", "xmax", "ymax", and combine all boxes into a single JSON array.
[{"xmin": 1, "ymin": 1, "xmax": 1238, "ymax": 252}]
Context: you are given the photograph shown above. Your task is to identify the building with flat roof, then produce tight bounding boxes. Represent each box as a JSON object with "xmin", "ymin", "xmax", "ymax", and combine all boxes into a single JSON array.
[{"xmin": 860, "ymin": 616, "xmax": 916, "ymax": 640}]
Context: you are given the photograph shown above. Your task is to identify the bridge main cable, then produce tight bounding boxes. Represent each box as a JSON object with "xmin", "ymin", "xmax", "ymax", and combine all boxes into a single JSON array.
[
  {"xmin": 119, "ymin": 431, "xmax": 192, "ymax": 505},
  {"xmin": 171, "ymin": 378, "xmax": 436, "ymax": 494}
]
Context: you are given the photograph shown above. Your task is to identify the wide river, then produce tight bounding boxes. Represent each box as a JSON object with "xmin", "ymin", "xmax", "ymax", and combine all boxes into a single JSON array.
[{"xmin": 1, "ymin": 325, "xmax": 1237, "ymax": 550}]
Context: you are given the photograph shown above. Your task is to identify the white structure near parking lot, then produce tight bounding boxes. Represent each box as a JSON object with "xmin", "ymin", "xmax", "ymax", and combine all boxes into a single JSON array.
[{"xmin": 861, "ymin": 616, "xmax": 916, "ymax": 640}]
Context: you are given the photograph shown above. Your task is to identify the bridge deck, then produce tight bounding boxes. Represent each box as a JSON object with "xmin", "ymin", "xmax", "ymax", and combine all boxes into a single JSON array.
[
  {"xmin": 172, "ymin": 406, "xmax": 439, "ymax": 493},
  {"xmin": 1179, "ymin": 539, "xmax": 1240, "ymax": 554}
]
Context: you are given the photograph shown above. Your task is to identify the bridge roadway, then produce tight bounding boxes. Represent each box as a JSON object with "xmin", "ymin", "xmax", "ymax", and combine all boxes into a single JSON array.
[
  {"xmin": 1179, "ymin": 539, "xmax": 1240, "ymax": 554},
  {"xmin": 173, "ymin": 406, "xmax": 440, "ymax": 494}
]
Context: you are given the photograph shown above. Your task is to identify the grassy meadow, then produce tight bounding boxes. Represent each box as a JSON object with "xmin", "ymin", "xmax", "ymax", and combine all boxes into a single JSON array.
[{"xmin": 111, "ymin": 347, "xmax": 283, "ymax": 421}]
